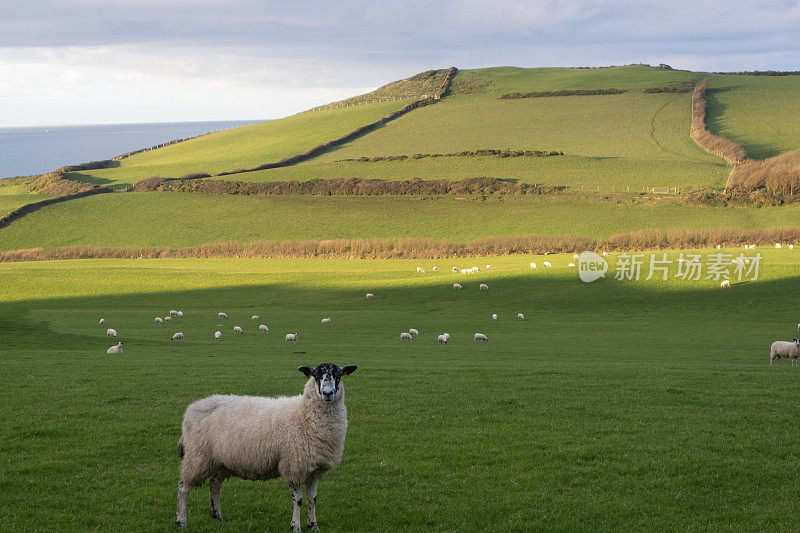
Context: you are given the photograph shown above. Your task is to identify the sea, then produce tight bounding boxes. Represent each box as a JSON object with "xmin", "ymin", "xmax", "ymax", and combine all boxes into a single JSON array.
[{"xmin": 0, "ymin": 120, "xmax": 262, "ymax": 179}]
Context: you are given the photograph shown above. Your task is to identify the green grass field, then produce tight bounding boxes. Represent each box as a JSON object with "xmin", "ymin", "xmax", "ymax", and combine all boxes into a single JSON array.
[
  {"xmin": 2, "ymin": 252, "xmax": 800, "ymax": 530},
  {"xmin": 6, "ymin": 192, "xmax": 800, "ymax": 250},
  {"xmin": 0, "ymin": 177, "xmax": 53, "ymax": 216}
]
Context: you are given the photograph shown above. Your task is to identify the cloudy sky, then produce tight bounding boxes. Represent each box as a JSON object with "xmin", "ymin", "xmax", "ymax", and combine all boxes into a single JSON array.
[{"xmin": 1, "ymin": 0, "xmax": 799, "ymax": 127}]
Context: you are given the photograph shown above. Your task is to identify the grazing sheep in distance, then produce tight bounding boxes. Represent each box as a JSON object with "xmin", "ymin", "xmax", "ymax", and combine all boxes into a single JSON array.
[
  {"xmin": 233, "ymin": 326, "xmax": 244, "ymax": 334},
  {"xmin": 543, "ymin": 262, "xmax": 552, "ymax": 268},
  {"xmin": 437, "ymin": 334, "xmax": 449, "ymax": 344},
  {"xmin": 432, "ymin": 266, "xmax": 437, "ymax": 272},
  {"xmin": 517, "ymin": 313, "xmax": 525, "ymax": 320},
  {"xmin": 568, "ymin": 263, "xmax": 575, "ymax": 267},
  {"xmin": 775, "ymin": 243, "xmax": 782, "ymax": 248},
  {"xmin": 573, "ymin": 254, "xmax": 579, "ymax": 259},
  {"xmin": 98, "ymin": 318, "xmax": 104, "ymax": 325},
  {"xmin": 321, "ymin": 317, "xmax": 331, "ymax": 323},
  {"xmin": 174, "ymin": 363, "xmax": 358, "ymax": 530},
  {"xmin": 165, "ymin": 316, "xmax": 173, "ymax": 323},
  {"xmin": 214, "ymin": 331, "xmax": 221, "ymax": 340},
  {"xmin": 452, "ymin": 267, "xmax": 459, "ymax": 272},
  {"xmin": 416, "ymin": 266, "xmax": 425, "ymax": 273},
  {"xmin": 770, "ymin": 339, "xmax": 800, "ymax": 366},
  {"xmin": 791, "ymin": 245, "xmax": 795, "ymax": 250},
  {"xmin": 170, "ymin": 310, "xmax": 179, "ymax": 317},
  {"xmin": 285, "ymin": 333, "xmax": 298, "ymax": 342},
  {"xmin": 218, "ymin": 312, "xmax": 228, "ymax": 319},
  {"xmin": 492, "ymin": 313, "xmax": 498, "ymax": 320},
  {"xmin": 797, "ymin": 323, "xmax": 800, "ymax": 332},
  {"xmin": 480, "ymin": 283, "xmax": 489, "ymax": 290},
  {"xmin": 400, "ymin": 332, "xmax": 413, "ymax": 340},
  {"xmin": 453, "ymin": 283, "xmax": 462, "ymax": 290},
  {"xmin": 486, "ymin": 264, "xmax": 493, "ymax": 269},
  {"xmin": 602, "ymin": 252, "xmax": 609, "ymax": 256},
  {"xmin": 252, "ymin": 315, "xmax": 260, "ymax": 320},
  {"xmin": 530, "ymin": 262, "xmax": 537, "ymax": 269},
  {"xmin": 155, "ymin": 317, "xmax": 163, "ymax": 324},
  {"xmin": 106, "ymin": 328, "xmax": 117, "ymax": 337},
  {"xmin": 259, "ymin": 325, "xmax": 269, "ymax": 333},
  {"xmin": 409, "ymin": 328, "xmax": 419, "ymax": 336},
  {"xmin": 106, "ymin": 342, "xmax": 122, "ymax": 354},
  {"xmin": 474, "ymin": 333, "xmax": 488, "ymax": 342},
  {"xmin": 172, "ymin": 332, "xmax": 184, "ymax": 341},
  {"xmin": 720, "ymin": 280, "xmax": 731, "ymax": 288},
  {"xmin": 366, "ymin": 293, "xmax": 374, "ymax": 300},
  {"xmin": 177, "ymin": 311, "xmax": 183, "ymax": 318}
]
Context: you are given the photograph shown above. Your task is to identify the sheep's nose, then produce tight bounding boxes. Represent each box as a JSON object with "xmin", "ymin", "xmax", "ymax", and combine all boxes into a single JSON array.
[{"xmin": 322, "ymin": 390, "xmax": 334, "ymax": 400}]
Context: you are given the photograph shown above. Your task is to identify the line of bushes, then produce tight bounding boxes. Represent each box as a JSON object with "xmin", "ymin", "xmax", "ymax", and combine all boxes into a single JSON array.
[
  {"xmin": 26, "ymin": 167, "xmax": 112, "ymax": 196},
  {"xmin": 725, "ymin": 148, "xmax": 800, "ymax": 197},
  {"xmin": 690, "ymin": 79, "xmax": 747, "ymax": 165},
  {"xmin": 713, "ymin": 70, "xmax": 800, "ymax": 77},
  {"xmin": 3, "ymin": 225, "xmax": 799, "ymax": 263},
  {"xmin": 643, "ymin": 81, "xmax": 695, "ymax": 93},
  {"xmin": 499, "ymin": 88, "xmax": 623, "ymax": 99},
  {"xmin": 335, "ymin": 149, "xmax": 563, "ymax": 162},
  {"xmin": 134, "ymin": 176, "xmax": 565, "ymax": 196}
]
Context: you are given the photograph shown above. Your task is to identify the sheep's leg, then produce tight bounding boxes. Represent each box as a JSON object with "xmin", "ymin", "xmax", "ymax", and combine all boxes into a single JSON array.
[
  {"xmin": 289, "ymin": 485, "xmax": 303, "ymax": 533},
  {"xmin": 306, "ymin": 477, "xmax": 319, "ymax": 530},
  {"xmin": 209, "ymin": 475, "xmax": 224, "ymax": 520},
  {"xmin": 176, "ymin": 480, "xmax": 190, "ymax": 527}
]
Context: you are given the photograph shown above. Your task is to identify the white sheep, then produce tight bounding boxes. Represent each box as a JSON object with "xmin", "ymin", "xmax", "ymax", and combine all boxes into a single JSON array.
[
  {"xmin": 252, "ymin": 315, "xmax": 260, "ymax": 320},
  {"xmin": 543, "ymin": 262, "xmax": 552, "ymax": 268},
  {"xmin": 106, "ymin": 328, "xmax": 117, "ymax": 337},
  {"xmin": 321, "ymin": 318, "xmax": 331, "ymax": 324},
  {"xmin": 797, "ymin": 323, "xmax": 800, "ymax": 332},
  {"xmin": 602, "ymin": 252, "xmax": 609, "ymax": 257},
  {"xmin": 432, "ymin": 266, "xmax": 437, "ymax": 272},
  {"xmin": 453, "ymin": 283, "xmax": 463, "ymax": 290},
  {"xmin": 474, "ymin": 333, "xmax": 488, "ymax": 342},
  {"xmin": 486, "ymin": 264, "xmax": 493, "ymax": 269},
  {"xmin": 106, "ymin": 342, "xmax": 122, "ymax": 354},
  {"xmin": 775, "ymin": 243, "xmax": 782, "ymax": 249},
  {"xmin": 155, "ymin": 317, "xmax": 163, "ymax": 324},
  {"xmin": 416, "ymin": 266, "xmax": 425, "ymax": 273},
  {"xmin": 770, "ymin": 339, "xmax": 800, "ymax": 366},
  {"xmin": 366, "ymin": 293, "xmax": 374, "ymax": 300},
  {"xmin": 568, "ymin": 263, "xmax": 576, "ymax": 267},
  {"xmin": 233, "ymin": 326, "xmax": 244, "ymax": 334},
  {"xmin": 214, "ymin": 331, "xmax": 221, "ymax": 340},
  {"xmin": 517, "ymin": 313, "xmax": 525, "ymax": 320},
  {"xmin": 175, "ymin": 363, "xmax": 358, "ymax": 530},
  {"xmin": 573, "ymin": 254, "xmax": 579, "ymax": 259},
  {"xmin": 437, "ymin": 334, "xmax": 449, "ymax": 344},
  {"xmin": 165, "ymin": 316, "xmax": 173, "ymax": 323},
  {"xmin": 492, "ymin": 313, "xmax": 498, "ymax": 320},
  {"xmin": 530, "ymin": 262, "xmax": 537, "ymax": 269},
  {"xmin": 98, "ymin": 318, "xmax": 105, "ymax": 325},
  {"xmin": 400, "ymin": 332, "xmax": 413, "ymax": 340},
  {"xmin": 409, "ymin": 328, "xmax": 419, "ymax": 336},
  {"xmin": 177, "ymin": 311, "xmax": 183, "ymax": 318},
  {"xmin": 791, "ymin": 245, "xmax": 795, "ymax": 250},
  {"xmin": 170, "ymin": 310, "xmax": 179, "ymax": 317},
  {"xmin": 480, "ymin": 283, "xmax": 489, "ymax": 290},
  {"xmin": 172, "ymin": 332, "xmax": 184, "ymax": 341},
  {"xmin": 218, "ymin": 312, "xmax": 228, "ymax": 319},
  {"xmin": 720, "ymin": 280, "xmax": 731, "ymax": 288},
  {"xmin": 285, "ymin": 333, "xmax": 299, "ymax": 342},
  {"xmin": 259, "ymin": 325, "xmax": 269, "ymax": 333}
]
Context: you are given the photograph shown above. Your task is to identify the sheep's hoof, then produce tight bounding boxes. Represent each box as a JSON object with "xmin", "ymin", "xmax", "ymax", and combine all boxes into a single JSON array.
[
  {"xmin": 175, "ymin": 519, "xmax": 187, "ymax": 528},
  {"xmin": 308, "ymin": 522, "xmax": 319, "ymax": 531},
  {"xmin": 210, "ymin": 511, "xmax": 223, "ymax": 521},
  {"xmin": 290, "ymin": 523, "xmax": 302, "ymax": 533}
]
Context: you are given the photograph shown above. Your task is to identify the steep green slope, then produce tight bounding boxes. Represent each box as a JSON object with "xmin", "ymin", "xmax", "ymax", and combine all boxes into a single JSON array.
[
  {"xmin": 4, "ymin": 191, "xmax": 800, "ymax": 251},
  {"xmin": 68, "ymin": 100, "xmax": 413, "ymax": 186}
]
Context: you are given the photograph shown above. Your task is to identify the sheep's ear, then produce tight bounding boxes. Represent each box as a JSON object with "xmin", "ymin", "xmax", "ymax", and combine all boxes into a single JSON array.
[
  {"xmin": 298, "ymin": 366, "xmax": 313, "ymax": 377},
  {"xmin": 342, "ymin": 365, "xmax": 357, "ymax": 376}
]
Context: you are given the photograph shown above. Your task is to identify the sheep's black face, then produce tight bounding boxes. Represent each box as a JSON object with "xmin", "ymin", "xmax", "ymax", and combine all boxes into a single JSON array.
[{"xmin": 298, "ymin": 363, "xmax": 357, "ymax": 403}]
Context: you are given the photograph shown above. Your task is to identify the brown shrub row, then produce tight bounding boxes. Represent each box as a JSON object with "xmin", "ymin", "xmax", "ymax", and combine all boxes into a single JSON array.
[
  {"xmin": 690, "ymin": 79, "xmax": 747, "ymax": 165},
  {"xmin": 713, "ymin": 70, "xmax": 800, "ymax": 76},
  {"xmin": 335, "ymin": 149, "xmax": 562, "ymax": 162},
  {"xmin": 726, "ymin": 148, "xmax": 800, "ymax": 195},
  {"xmin": 499, "ymin": 88, "xmax": 623, "ymax": 99},
  {"xmin": 26, "ymin": 168, "xmax": 112, "ymax": 196},
  {"xmin": 3, "ymin": 226, "xmax": 799, "ymax": 263},
  {"xmin": 134, "ymin": 176, "xmax": 565, "ymax": 196},
  {"xmin": 643, "ymin": 81, "xmax": 694, "ymax": 93}
]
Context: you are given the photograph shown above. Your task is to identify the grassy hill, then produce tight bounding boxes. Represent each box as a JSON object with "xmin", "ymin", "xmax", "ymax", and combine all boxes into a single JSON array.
[{"xmin": 0, "ymin": 176, "xmax": 52, "ymax": 216}]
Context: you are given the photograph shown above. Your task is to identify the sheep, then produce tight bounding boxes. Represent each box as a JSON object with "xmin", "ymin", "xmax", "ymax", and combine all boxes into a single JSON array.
[
  {"xmin": 453, "ymin": 283, "xmax": 463, "ymax": 290},
  {"xmin": 98, "ymin": 318, "xmax": 105, "ymax": 325},
  {"xmin": 409, "ymin": 328, "xmax": 419, "ymax": 336},
  {"xmin": 285, "ymin": 333, "xmax": 299, "ymax": 342},
  {"xmin": 321, "ymin": 318, "xmax": 331, "ymax": 324},
  {"xmin": 174, "ymin": 363, "xmax": 358, "ymax": 530},
  {"xmin": 432, "ymin": 266, "xmax": 437, "ymax": 272},
  {"xmin": 530, "ymin": 262, "xmax": 537, "ymax": 269},
  {"xmin": 416, "ymin": 266, "xmax": 425, "ymax": 273},
  {"xmin": 400, "ymin": 332, "xmax": 413, "ymax": 340},
  {"xmin": 543, "ymin": 262, "xmax": 552, "ymax": 268},
  {"xmin": 165, "ymin": 316, "xmax": 173, "ymax": 323},
  {"xmin": 568, "ymin": 263, "xmax": 576, "ymax": 267},
  {"xmin": 452, "ymin": 267, "xmax": 459, "ymax": 272},
  {"xmin": 259, "ymin": 325, "xmax": 269, "ymax": 333},
  {"xmin": 155, "ymin": 317, "xmax": 163, "ymax": 324},
  {"xmin": 443, "ymin": 333, "xmax": 450, "ymax": 342},
  {"xmin": 480, "ymin": 283, "xmax": 489, "ymax": 290},
  {"xmin": 791, "ymin": 245, "xmax": 795, "ymax": 250},
  {"xmin": 517, "ymin": 313, "xmax": 525, "ymax": 321},
  {"xmin": 492, "ymin": 313, "xmax": 498, "ymax": 320},
  {"xmin": 720, "ymin": 280, "xmax": 731, "ymax": 288},
  {"xmin": 214, "ymin": 331, "xmax": 221, "ymax": 340},
  {"xmin": 233, "ymin": 326, "xmax": 244, "ymax": 334},
  {"xmin": 486, "ymin": 264, "xmax": 493, "ymax": 270},
  {"xmin": 252, "ymin": 315, "xmax": 260, "ymax": 320},
  {"xmin": 170, "ymin": 310, "xmax": 179, "ymax": 317},
  {"xmin": 177, "ymin": 311, "xmax": 184, "ymax": 318},
  {"xmin": 365, "ymin": 293, "xmax": 374, "ymax": 300},
  {"xmin": 172, "ymin": 332, "xmax": 184, "ymax": 341},
  {"xmin": 775, "ymin": 243, "xmax": 782, "ymax": 249},
  {"xmin": 106, "ymin": 328, "xmax": 117, "ymax": 337},
  {"xmin": 573, "ymin": 254, "xmax": 579, "ymax": 259},
  {"xmin": 797, "ymin": 323, "xmax": 800, "ymax": 333},
  {"xmin": 602, "ymin": 252, "xmax": 609, "ymax": 257},
  {"xmin": 106, "ymin": 342, "xmax": 123, "ymax": 354},
  {"xmin": 218, "ymin": 312, "xmax": 228, "ymax": 319},
  {"xmin": 474, "ymin": 333, "xmax": 488, "ymax": 342},
  {"xmin": 770, "ymin": 339, "xmax": 800, "ymax": 366},
  {"xmin": 715, "ymin": 244, "xmax": 721, "ymax": 249},
  {"xmin": 437, "ymin": 334, "xmax": 448, "ymax": 344}
]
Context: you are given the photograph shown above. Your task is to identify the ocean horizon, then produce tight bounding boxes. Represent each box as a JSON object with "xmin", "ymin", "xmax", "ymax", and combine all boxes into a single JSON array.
[{"xmin": 0, "ymin": 120, "xmax": 262, "ymax": 179}]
